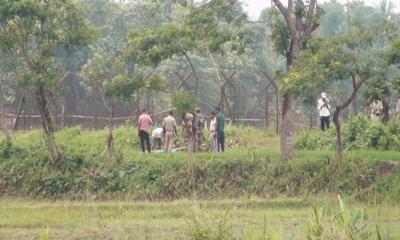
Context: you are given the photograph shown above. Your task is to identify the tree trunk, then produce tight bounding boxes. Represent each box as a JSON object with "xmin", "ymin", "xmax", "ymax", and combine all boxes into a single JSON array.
[
  {"xmin": 35, "ymin": 84, "xmax": 62, "ymax": 163},
  {"xmin": 275, "ymin": 90, "xmax": 279, "ymax": 135},
  {"xmin": 280, "ymin": 38, "xmax": 301, "ymax": 161},
  {"xmin": 265, "ymin": 87, "xmax": 270, "ymax": 128},
  {"xmin": 183, "ymin": 52, "xmax": 199, "ymax": 95},
  {"xmin": 60, "ymin": 104, "xmax": 65, "ymax": 129},
  {"xmin": 0, "ymin": 77, "xmax": 11, "ymax": 141},
  {"xmin": 107, "ymin": 106, "xmax": 114, "ymax": 162},
  {"xmin": 280, "ymin": 92, "xmax": 295, "ymax": 162},
  {"xmin": 309, "ymin": 107, "xmax": 314, "ymax": 130},
  {"xmin": 333, "ymin": 109, "xmax": 343, "ymax": 162},
  {"xmin": 382, "ymin": 97, "xmax": 390, "ymax": 123}
]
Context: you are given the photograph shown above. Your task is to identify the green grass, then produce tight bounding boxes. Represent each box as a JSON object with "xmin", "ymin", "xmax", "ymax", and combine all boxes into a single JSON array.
[
  {"xmin": 0, "ymin": 196, "xmax": 399, "ymax": 239},
  {"xmin": 1, "ymin": 126, "xmax": 400, "ymax": 239}
]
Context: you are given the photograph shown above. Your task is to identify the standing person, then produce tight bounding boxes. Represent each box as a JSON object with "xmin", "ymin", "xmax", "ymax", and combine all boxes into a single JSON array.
[
  {"xmin": 209, "ymin": 112, "xmax": 218, "ymax": 152},
  {"xmin": 138, "ymin": 108, "xmax": 152, "ymax": 153},
  {"xmin": 194, "ymin": 108, "xmax": 205, "ymax": 152},
  {"xmin": 370, "ymin": 99, "xmax": 383, "ymax": 121},
  {"xmin": 163, "ymin": 110, "xmax": 177, "ymax": 153},
  {"xmin": 317, "ymin": 92, "xmax": 331, "ymax": 131},
  {"xmin": 215, "ymin": 107, "xmax": 225, "ymax": 152},
  {"xmin": 152, "ymin": 127, "xmax": 164, "ymax": 150}
]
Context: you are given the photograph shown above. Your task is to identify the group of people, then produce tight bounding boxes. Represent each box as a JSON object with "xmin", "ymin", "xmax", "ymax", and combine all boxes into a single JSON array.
[
  {"xmin": 317, "ymin": 92, "xmax": 400, "ymax": 131},
  {"xmin": 137, "ymin": 107, "xmax": 226, "ymax": 153}
]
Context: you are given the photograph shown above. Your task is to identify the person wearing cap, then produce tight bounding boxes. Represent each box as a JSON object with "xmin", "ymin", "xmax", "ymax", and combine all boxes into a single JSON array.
[
  {"xmin": 194, "ymin": 107, "xmax": 205, "ymax": 151},
  {"xmin": 317, "ymin": 92, "xmax": 331, "ymax": 131}
]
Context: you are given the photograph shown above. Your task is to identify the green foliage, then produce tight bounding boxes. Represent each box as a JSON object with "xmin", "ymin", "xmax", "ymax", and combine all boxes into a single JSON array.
[
  {"xmin": 304, "ymin": 205, "xmax": 324, "ymax": 240},
  {"xmin": 303, "ymin": 195, "xmax": 397, "ymax": 239},
  {"xmin": 362, "ymin": 74, "xmax": 390, "ymax": 103},
  {"xmin": 0, "ymin": 0, "xmax": 95, "ymax": 87},
  {"xmin": 284, "ymin": 24, "xmax": 394, "ymax": 110},
  {"xmin": 129, "ymin": 0, "xmax": 251, "ymax": 67},
  {"xmin": 172, "ymin": 91, "xmax": 198, "ymax": 118},
  {"xmin": 129, "ymin": 24, "xmax": 190, "ymax": 66},
  {"xmin": 0, "ymin": 127, "xmax": 399, "ymax": 203},
  {"xmin": 387, "ymin": 38, "xmax": 400, "ymax": 65},
  {"xmin": 186, "ymin": 204, "xmax": 234, "ymax": 240},
  {"xmin": 296, "ymin": 114, "xmax": 400, "ymax": 151}
]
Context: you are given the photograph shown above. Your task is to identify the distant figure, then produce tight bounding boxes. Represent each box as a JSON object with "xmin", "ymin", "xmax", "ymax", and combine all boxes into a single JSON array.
[
  {"xmin": 194, "ymin": 108, "xmax": 205, "ymax": 152},
  {"xmin": 209, "ymin": 112, "xmax": 218, "ymax": 152},
  {"xmin": 397, "ymin": 98, "xmax": 400, "ymax": 121},
  {"xmin": 162, "ymin": 110, "xmax": 177, "ymax": 153},
  {"xmin": 152, "ymin": 127, "xmax": 164, "ymax": 150},
  {"xmin": 370, "ymin": 99, "xmax": 383, "ymax": 122},
  {"xmin": 317, "ymin": 92, "xmax": 331, "ymax": 131},
  {"xmin": 138, "ymin": 108, "xmax": 152, "ymax": 153},
  {"xmin": 215, "ymin": 107, "xmax": 225, "ymax": 152}
]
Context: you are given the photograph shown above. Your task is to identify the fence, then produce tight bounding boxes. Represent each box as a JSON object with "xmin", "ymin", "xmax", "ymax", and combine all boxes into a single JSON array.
[{"xmin": 1, "ymin": 109, "xmax": 315, "ymax": 132}]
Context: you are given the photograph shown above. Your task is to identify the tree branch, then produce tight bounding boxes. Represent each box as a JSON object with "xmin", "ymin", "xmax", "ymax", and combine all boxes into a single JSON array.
[{"xmin": 305, "ymin": 0, "xmax": 317, "ymax": 27}]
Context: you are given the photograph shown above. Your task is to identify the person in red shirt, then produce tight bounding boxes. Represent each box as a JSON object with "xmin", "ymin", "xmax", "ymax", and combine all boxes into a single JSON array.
[{"xmin": 138, "ymin": 108, "xmax": 153, "ymax": 153}]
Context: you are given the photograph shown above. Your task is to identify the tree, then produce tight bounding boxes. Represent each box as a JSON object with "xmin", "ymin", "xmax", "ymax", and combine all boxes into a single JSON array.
[
  {"xmin": 0, "ymin": 50, "xmax": 17, "ymax": 141},
  {"xmin": 271, "ymin": 0, "xmax": 323, "ymax": 161},
  {"xmin": 82, "ymin": 51, "xmax": 164, "ymax": 161},
  {"xmin": 0, "ymin": 0, "xmax": 95, "ymax": 164},
  {"xmin": 284, "ymin": 25, "xmax": 393, "ymax": 161}
]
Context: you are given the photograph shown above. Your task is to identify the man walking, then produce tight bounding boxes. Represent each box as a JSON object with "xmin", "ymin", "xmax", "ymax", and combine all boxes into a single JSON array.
[
  {"xmin": 163, "ymin": 110, "xmax": 177, "ymax": 153},
  {"xmin": 317, "ymin": 92, "xmax": 331, "ymax": 131},
  {"xmin": 215, "ymin": 107, "xmax": 225, "ymax": 152},
  {"xmin": 138, "ymin": 108, "xmax": 152, "ymax": 153}
]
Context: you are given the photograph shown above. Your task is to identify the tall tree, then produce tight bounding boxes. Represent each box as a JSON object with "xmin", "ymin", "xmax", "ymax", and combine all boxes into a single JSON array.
[
  {"xmin": 0, "ymin": 0, "xmax": 95, "ymax": 164},
  {"xmin": 271, "ymin": 0, "xmax": 322, "ymax": 161}
]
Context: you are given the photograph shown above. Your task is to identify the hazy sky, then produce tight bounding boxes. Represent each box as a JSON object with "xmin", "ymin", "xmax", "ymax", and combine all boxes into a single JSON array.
[{"xmin": 242, "ymin": 0, "xmax": 399, "ymax": 20}]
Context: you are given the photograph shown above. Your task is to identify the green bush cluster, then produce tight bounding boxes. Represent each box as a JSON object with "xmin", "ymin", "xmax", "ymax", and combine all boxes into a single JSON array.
[
  {"xmin": 0, "ymin": 127, "xmax": 399, "ymax": 203},
  {"xmin": 296, "ymin": 114, "xmax": 400, "ymax": 151}
]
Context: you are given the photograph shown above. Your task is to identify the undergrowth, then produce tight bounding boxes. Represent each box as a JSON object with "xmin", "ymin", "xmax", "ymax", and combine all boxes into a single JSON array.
[
  {"xmin": 0, "ymin": 125, "xmax": 399, "ymax": 202},
  {"xmin": 296, "ymin": 114, "xmax": 400, "ymax": 151}
]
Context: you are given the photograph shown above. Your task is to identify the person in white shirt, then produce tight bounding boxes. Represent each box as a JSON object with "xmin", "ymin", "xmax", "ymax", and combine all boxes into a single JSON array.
[
  {"xmin": 152, "ymin": 127, "xmax": 164, "ymax": 150},
  {"xmin": 209, "ymin": 112, "xmax": 217, "ymax": 152},
  {"xmin": 317, "ymin": 92, "xmax": 331, "ymax": 131}
]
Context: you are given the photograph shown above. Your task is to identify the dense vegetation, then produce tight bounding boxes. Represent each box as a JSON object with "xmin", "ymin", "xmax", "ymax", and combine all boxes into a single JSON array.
[
  {"xmin": 0, "ymin": 126, "xmax": 399, "ymax": 204},
  {"xmin": 296, "ymin": 114, "xmax": 400, "ymax": 151}
]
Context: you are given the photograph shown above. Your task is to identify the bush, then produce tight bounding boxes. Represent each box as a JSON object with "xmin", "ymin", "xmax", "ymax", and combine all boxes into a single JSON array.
[{"xmin": 296, "ymin": 114, "xmax": 400, "ymax": 151}]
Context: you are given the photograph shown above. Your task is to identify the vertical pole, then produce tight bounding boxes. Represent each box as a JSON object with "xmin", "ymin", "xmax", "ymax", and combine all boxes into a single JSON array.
[{"xmin": 13, "ymin": 96, "xmax": 25, "ymax": 131}]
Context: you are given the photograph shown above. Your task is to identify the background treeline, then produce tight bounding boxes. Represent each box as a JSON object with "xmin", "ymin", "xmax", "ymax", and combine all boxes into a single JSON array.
[
  {"xmin": 1, "ymin": 0, "xmax": 399, "ymax": 125},
  {"xmin": 1, "ymin": 0, "xmax": 400, "ymax": 163}
]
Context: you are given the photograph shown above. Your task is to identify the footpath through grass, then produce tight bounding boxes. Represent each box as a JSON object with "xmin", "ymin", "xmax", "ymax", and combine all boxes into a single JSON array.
[{"xmin": 1, "ymin": 196, "xmax": 399, "ymax": 240}]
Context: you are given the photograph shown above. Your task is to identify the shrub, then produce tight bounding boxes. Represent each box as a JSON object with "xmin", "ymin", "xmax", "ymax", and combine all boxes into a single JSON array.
[{"xmin": 296, "ymin": 114, "xmax": 400, "ymax": 151}]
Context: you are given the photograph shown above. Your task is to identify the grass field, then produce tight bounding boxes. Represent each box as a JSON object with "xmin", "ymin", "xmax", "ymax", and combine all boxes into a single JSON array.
[
  {"xmin": 1, "ymin": 196, "xmax": 399, "ymax": 240},
  {"xmin": 1, "ymin": 126, "xmax": 400, "ymax": 239}
]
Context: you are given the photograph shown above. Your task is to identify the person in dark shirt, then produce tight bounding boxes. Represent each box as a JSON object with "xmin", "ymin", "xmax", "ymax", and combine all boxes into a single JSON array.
[{"xmin": 215, "ymin": 107, "xmax": 225, "ymax": 152}]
